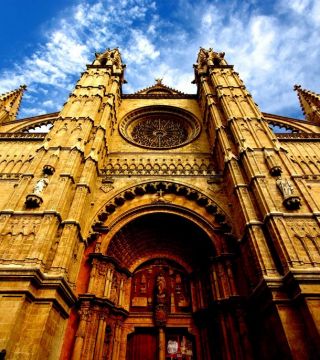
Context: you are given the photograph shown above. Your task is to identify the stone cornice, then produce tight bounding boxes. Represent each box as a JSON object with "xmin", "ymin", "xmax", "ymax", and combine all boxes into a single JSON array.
[
  {"xmin": 88, "ymin": 253, "xmax": 132, "ymax": 277},
  {"xmin": 122, "ymin": 93, "xmax": 197, "ymax": 99},
  {"xmin": 77, "ymin": 293, "xmax": 129, "ymax": 317},
  {"xmin": 277, "ymin": 133, "xmax": 320, "ymax": 140},
  {"xmin": 0, "ymin": 132, "xmax": 46, "ymax": 140},
  {"xmin": 0, "ymin": 267, "xmax": 77, "ymax": 317}
]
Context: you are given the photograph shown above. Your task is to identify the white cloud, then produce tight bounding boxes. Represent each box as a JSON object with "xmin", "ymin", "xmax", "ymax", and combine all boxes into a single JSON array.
[
  {"xmin": 124, "ymin": 30, "xmax": 160, "ymax": 64},
  {"xmin": 0, "ymin": 0, "xmax": 319, "ymax": 119},
  {"xmin": 286, "ymin": 0, "xmax": 311, "ymax": 14},
  {"xmin": 21, "ymin": 107, "xmax": 47, "ymax": 117},
  {"xmin": 192, "ymin": 0, "xmax": 320, "ymax": 115}
]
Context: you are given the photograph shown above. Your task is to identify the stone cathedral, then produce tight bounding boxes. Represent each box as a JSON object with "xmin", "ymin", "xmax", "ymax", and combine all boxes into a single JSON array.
[{"xmin": 0, "ymin": 48, "xmax": 320, "ymax": 360}]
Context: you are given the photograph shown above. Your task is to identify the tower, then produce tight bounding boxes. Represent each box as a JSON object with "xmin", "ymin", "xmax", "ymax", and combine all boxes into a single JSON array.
[
  {"xmin": 0, "ymin": 85, "xmax": 26, "ymax": 123},
  {"xmin": 0, "ymin": 48, "xmax": 319, "ymax": 360}
]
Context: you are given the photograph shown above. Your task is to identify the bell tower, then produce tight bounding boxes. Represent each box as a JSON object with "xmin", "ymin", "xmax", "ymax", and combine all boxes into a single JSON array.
[
  {"xmin": 194, "ymin": 47, "xmax": 320, "ymax": 359},
  {"xmin": 0, "ymin": 49, "xmax": 126, "ymax": 358}
]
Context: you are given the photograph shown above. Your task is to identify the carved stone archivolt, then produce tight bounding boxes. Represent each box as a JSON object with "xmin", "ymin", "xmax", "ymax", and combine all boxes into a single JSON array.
[
  {"xmin": 91, "ymin": 181, "xmax": 231, "ymax": 242},
  {"xmin": 119, "ymin": 106, "xmax": 201, "ymax": 149}
]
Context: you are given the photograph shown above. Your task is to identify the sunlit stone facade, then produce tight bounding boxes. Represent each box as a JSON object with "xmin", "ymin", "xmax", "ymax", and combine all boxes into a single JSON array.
[{"xmin": 0, "ymin": 48, "xmax": 320, "ymax": 359}]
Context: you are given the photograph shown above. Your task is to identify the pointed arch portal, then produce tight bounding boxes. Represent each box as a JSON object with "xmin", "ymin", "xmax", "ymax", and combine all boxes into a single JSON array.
[{"xmin": 64, "ymin": 203, "xmax": 253, "ymax": 360}]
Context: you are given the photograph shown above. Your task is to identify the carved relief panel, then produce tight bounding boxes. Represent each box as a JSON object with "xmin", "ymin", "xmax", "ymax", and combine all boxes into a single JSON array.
[{"xmin": 130, "ymin": 259, "xmax": 191, "ymax": 314}]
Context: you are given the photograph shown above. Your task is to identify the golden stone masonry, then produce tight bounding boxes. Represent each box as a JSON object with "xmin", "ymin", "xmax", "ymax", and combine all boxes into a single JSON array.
[{"xmin": 0, "ymin": 48, "xmax": 320, "ymax": 359}]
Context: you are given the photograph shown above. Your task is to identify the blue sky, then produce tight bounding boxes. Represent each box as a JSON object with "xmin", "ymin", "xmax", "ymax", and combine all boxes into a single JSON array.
[{"xmin": 0, "ymin": 0, "xmax": 319, "ymax": 119}]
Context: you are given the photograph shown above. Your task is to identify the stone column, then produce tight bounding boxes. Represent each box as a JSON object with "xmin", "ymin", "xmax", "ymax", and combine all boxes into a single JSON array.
[
  {"xmin": 159, "ymin": 327, "xmax": 166, "ymax": 360},
  {"xmin": 93, "ymin": 310, "xmax": 108, "ymax": 360},
  {"xmin": 71, "ymin": 305, "xmax": 91, "ymax": 360},
  {"xmin": 111, "ymin": 324, "xmax": 122, "ymax": 360}
]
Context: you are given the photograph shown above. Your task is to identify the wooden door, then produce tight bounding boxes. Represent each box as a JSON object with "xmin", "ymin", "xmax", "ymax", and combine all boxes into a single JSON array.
[{"xmin": 126, "ymin": 328, "xmax": 158, "ymax": 360}]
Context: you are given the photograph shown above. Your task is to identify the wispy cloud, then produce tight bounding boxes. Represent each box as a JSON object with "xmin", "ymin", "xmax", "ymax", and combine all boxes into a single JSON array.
[
  {"xmin": 0, "ymin": 0, "xmax": 159, "ymax": 117},
  {"xmin": 0, "ymin": 0, "xmax": 319, "ymax": 119}
]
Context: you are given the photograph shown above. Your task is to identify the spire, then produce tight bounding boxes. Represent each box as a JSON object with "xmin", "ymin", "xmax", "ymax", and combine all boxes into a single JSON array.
[
  {"xmin": 193, "ymin": 47, "xmax": 229, "ymax": 84},
  {"xmin": 294, "ymin": 84, "xmax": 320, "ymax": 124},
  {"xmin": 92, "ymin": 48, "xmax": 125, "ymax": 71},
  {"xmin": 90, "ymin": 48, "xmax": 126, "ymax": 85},
  {"xmin": 0, "ymin": 85, "xmax": 27, "ymax": 123}
]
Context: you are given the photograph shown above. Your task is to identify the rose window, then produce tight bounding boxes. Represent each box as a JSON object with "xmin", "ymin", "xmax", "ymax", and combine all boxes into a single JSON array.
[
  {"xmin": 119, "ymin": 106, "xmax": 201, "ymax": 149},
  {"xmin": 131, "ymin": 117, "xmax": 188, "ymax": 148}
]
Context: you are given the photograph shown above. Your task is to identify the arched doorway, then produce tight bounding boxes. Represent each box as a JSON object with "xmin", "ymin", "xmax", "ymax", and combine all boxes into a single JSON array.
[
  {"xmin": 69, "ymin": 210, "xmax": 251, "ymax": 360},
  {"xmin": 107, "ymin": 212, "xmax": 215, "ymax": 360}
]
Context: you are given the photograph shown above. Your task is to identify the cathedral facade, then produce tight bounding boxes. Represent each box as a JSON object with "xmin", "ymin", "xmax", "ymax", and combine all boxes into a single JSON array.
[{"xmin": 0, "ymin": 48, "xmax": 320, "ymax": 359}]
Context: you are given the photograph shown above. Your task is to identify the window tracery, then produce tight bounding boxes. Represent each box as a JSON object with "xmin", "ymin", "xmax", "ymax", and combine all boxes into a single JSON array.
[{"xmin": 119, "ymin": 106, "xmax": 201, "ymax": 149}]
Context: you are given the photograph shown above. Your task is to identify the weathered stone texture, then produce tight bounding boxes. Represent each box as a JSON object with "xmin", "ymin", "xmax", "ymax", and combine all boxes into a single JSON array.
[{"xmin": 0, "ymin": 48, "xmax": 319, "ymax": 359}]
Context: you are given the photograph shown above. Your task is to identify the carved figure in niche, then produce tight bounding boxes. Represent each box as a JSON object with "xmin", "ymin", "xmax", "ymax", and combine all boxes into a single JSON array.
[
  {"xmin": 276, "ymin": 177, "xmax": 301, "ymax": 210},
  {"xmin": 175, "ymin": 273, "xmax": 182, "ymax": 294},
  {"xmin": 156, "ymin": 272, "xmax": 166, "ymax": 304},
  {"xmin": 276, "ymin": 177, "xmax": 294, "ymax": 198},
  {"xmin": 154, "ymin": 272, "xmax": 168, "ymax": 327},
  {"xmin": 33, "ymin": 176, "xmax": 49, "ymax": 195},
  {"xmin": 110, "ymin": 274, "xmax": 119, "ymax": 304},
  {"xmin": 140, "ymin": 274, "xmax": 147, "ymax": 294}
]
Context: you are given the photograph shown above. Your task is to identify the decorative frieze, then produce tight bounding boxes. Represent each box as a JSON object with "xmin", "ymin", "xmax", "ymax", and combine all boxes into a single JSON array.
[
  {"xmin": 0, "ymin": 132, "xmax": 46, "ymax": 141},
  {"xmin": 102, "ymin": 157, "xmax": 216, "ymax": 176}
]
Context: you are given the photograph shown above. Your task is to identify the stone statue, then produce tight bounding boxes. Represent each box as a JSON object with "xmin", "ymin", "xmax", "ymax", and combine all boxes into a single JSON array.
[
  {"xmin": 276, "ymin": 177, "xmax": 294, "ymax": 198},
  {"xmin": 156, "ymin": 272, "xmax": 166, "ymax": 303},
  {"xmin": 33, "ymin": 176, "xmax": 49, "ymax": 195},
  {"xmin": 154, "ymin": 272, "xmax": 168, "ymax": 326},
  {"xmin": 276, "ymin": 177, "xmax": 301, "ymax": 210}
]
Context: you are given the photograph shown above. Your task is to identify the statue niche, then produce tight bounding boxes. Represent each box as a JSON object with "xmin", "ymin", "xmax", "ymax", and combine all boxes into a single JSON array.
[
  {"xmin": 130, "ymin": 259, "xmax": 191, "ymax": 323},
  {"xmin": 154, "ymin": 272, "xmax": 168, "ymax": 327}
]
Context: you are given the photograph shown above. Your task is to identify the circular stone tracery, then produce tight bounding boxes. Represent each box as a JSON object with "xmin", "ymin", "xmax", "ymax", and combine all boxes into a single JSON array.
[
  {"xmin": 119, "ymin": 106, "xmax": 201, "ymax": 149},
  {"xmin": 131, "ymin": 116, "xmax": 188, "ymax": 148}
]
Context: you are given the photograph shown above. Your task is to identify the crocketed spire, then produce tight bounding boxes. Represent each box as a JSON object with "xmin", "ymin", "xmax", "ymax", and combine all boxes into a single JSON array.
[
  {"xmin": 0, "ymin": 85, "xmax": 27, "ymax": 122},
  {"xmin": 294, "ymin": 84, "xmax": 320, "ymax": 124}
]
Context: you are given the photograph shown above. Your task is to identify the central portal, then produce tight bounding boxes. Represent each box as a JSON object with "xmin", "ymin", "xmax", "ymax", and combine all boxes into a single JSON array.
[
  {"xmin": 68, "ymin": 211, "xmax": 250, "ymax": 359},
  {"xmin": 125, "ymin": 258, "xmax": 195, "ymax": 360},
  {"xmin": 105, "ymin": 212, "xmax": 215, "ymax": 360}
]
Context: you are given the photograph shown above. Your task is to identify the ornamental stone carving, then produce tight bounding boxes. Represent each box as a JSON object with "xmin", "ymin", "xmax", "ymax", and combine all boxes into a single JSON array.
[
  {"xmin": 276, "ymin": 177, "xmax": 301, "ymax": 210},
  {"xmin": 119, "ymin": 106, "xmax": 201, "ymax": 149},
  {"xmin": 25, "ymin": 176, "xmax": 49, "ymax": 208},
  {"xmin": 132, "ymin": 117, "xmax": 187, "ymax": 148}
]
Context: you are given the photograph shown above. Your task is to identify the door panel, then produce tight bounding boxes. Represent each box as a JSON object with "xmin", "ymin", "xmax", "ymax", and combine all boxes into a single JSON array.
[{"xmin": 126, "ymin": 329, "xmax": 158, "ymax": 360}]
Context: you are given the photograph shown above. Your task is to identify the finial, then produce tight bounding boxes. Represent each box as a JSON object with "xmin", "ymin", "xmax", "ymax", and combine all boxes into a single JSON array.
[{"xmin": 155, "ymin": 78, "xmax": 163, "ymax": 85}]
